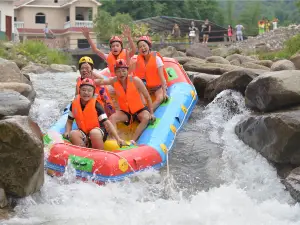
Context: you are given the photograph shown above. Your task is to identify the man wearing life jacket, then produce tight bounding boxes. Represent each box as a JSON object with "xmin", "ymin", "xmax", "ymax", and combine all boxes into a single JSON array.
[
  {"xmin": 64, "ymin": 78, "xmax": 125, "ymax": 149},
  {"xmin": 95, "ymin": 59, "xmax": 155, "ymax": 144},
  {"xmin": 76, "ymin": 56, "xmax": 115, "ymax": 117},
  {"xmin": 81, "ymin": 25, "xmax": 136, "ymax": 76},
  {"xmin": 133, "ymin": 36, "xmax": 168, "ymax": 111}
]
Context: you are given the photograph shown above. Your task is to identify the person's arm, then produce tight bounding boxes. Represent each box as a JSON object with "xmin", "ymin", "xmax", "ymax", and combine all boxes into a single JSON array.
[
  {"xmin": 158, "ymin": 66, "xmax": 167, "ymax": 93},
  {"xmin": 122, "ymin": 25, "xmax": 136, "ymax": 58},
  {"xmin": 94, "ymin": 77, "xmax": 114, "ymax": 86},
  {"xmin": 63, "ymin": 104, "xmax": 74, "ymax": 138},
  {"xmin": 133, "ymin": 77, "xmax": 154, "ymax": 115},
  {"xmin": 81, "ymin": 27, "xmax": 107, "ymax": 61}
]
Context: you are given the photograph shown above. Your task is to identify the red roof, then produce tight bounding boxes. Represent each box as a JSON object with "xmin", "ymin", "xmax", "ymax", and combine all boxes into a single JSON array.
[{"xmin": 17, "ymin": 27, "xmax": 93, "ymax": 34}]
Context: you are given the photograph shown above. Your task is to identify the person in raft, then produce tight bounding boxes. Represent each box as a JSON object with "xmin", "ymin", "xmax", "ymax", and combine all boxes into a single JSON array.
[
  {"xmin": 95, "ymin": 59, "xmax": 155, "ymax": 145},
  {"xmin": 63, "ymin": 78, "xmax": 126, "ymax": 149},
  {"xmin": 76, "ymin": 56, "xmax": 115, "ymax": 117},
  {"xmin": 81, "ymin": 25, "xmax": 136, "ymax": 76},
  {"xmin": 132, "ymin": 36, "xmax": 168, "ymax": 111}
]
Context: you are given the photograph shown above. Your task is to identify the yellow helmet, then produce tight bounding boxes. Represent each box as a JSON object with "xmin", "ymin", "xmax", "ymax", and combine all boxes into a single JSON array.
[{"xmin": 78, "ymin": 56, "xmax": 94, "ymax": 66}]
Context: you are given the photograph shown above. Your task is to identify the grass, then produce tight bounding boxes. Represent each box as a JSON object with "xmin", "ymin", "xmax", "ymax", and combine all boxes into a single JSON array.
[
  {"xmin": 258, "ymin": 34, "xmax": 300, "ymax": 60},
  {"xmin": 0, "ymin": 40, "xmax": 71, "ymax": 65}
]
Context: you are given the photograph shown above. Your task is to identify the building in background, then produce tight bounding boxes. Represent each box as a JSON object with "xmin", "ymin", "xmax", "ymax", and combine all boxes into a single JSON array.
[{"xmin": 0, "ymin": 0, "xmax": 15, "ymax": 41}]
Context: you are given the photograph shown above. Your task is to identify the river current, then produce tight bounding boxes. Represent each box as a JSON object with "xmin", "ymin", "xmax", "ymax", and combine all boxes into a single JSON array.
[{"xmin": 2, "ymin": 71, "xmax": 300, "ymax": 225}]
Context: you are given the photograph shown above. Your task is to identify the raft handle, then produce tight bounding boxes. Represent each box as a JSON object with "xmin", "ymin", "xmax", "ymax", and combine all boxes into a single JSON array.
[
  {"xmin": 175, "ymin": 116, "xmax": 180, "ymax": 124},
  {"xmin": 72, "ymin": 160, "xmax": 87, "ymax": 166}
]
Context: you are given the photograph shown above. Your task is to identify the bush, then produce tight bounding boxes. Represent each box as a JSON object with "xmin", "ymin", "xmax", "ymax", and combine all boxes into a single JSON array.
[{"xmin": 16, "ymin": 40, "xmax": 71, "ymax": 65}]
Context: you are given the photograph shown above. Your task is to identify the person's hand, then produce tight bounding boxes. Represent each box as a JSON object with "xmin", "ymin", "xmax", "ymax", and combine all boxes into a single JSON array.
[
  {"xmin": 163, "ymin": 88, "xmax": 169, "ymax": 102},
  {"xmin": 117, "ymin": 138, "xmax": 127, "ymax": 147},
  {"xmin": 149, "ymin": 113, "xmax": 156, "ymax": 124},
  {"xmin": 63, "ymin": 132, "xmax": 70, "ymax": 139},
  {"xmin": 121, "ymin": 24, "xmax": 132, "ymax": 38},
  {"xmin": 81, "ymin": 27, "xmax": 90, "ymax": 39}
]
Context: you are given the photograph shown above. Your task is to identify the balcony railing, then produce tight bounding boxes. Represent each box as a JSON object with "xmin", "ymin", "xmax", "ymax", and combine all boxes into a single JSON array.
[
  {"xmin": 64, "ymin": 20, "xmax": 93, "ymax": 29},
  {"xmin": 14, "ymin": 21, "xmax": 24, "ymax": 29}
]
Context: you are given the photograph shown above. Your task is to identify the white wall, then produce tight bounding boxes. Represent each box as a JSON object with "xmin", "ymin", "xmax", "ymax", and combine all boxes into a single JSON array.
[{"xmin": 0, "ymin": 1, "xmax": 14, "ymax": 32}]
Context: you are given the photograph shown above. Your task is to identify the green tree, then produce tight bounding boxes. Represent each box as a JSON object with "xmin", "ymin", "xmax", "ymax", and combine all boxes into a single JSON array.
[
  {"xmin": 94, "ymin": 10, "xmax": 113, "ymax": 41},
  {"xmin": 238, "ymin": 2, "xmax": 261, "ymax": 36}
]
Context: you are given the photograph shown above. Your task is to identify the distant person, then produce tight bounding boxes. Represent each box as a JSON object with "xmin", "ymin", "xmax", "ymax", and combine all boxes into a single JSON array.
[
  {"xmin": 272, "ymin": 18, "xmax": 279, "ymax": 30},
  {"xmin": 172, "ymin": 23, "xmax": 181, "ymax": 39},
  {"xmin": 201, "ymin": 19, "xmax": 211, "ymax": 44},
  {"xmin": 44, "ymin": 23, "xmax": 55, "ymax": 39},
  {"xmin": 266, "ymin": 20, "xmax": 271, "ymax": 32},
  {"xmin": 258, "ymin": 20, "xmax": 265, "ymax": 34},
  {"xmin": 227, "ymin": 25, "xmax": 233, "ymax": 42},
  {"xmin": 235, "ymin": 23, "xmax": 244, "ymax": 41},
  {"xmin": 189, "ymin": 20, "xmax": 198, "ymax": 44}
]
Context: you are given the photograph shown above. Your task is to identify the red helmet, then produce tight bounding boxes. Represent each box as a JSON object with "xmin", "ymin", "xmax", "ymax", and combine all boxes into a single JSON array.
[
  {"xmin": 114, "ymin": 59, "xmax": 129, "ymax": 69},
  {"xmin": 137, "ymin": 36, "xmax": 152, "ymax": 48},
  {"xmin": 109, "ymin": 36, "xmax": 123, "ymax": 46},
  {"xmin": 80, "ymin": 78, "xmax": 96, "ymax": 90}
]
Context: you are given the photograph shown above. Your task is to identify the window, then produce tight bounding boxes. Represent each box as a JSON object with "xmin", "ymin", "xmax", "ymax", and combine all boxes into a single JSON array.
[
  {"xmin": 66, "ymin": 16, "xmax": 70, "ymax": 22},
  {"xmin": 14, "ymin": 17, "xmax": 17, "ymax": 22},
  {"xmin": 0, "ymin": 11, "xmax": 1, "ymax": 31},
  {"xmin": 76, "ymin": 14, "xmax": 84, "ymax": 21},
  {"xmin": 54, "ymin": 0, "xmax": 58, "ymax": 3},
  {"xmin": 77, "ymin": 39, "xmax": 90, "ymax": 49},
  {"xmin": 35, "ymin": 13, "xmax": 46, "ymax": 24}
]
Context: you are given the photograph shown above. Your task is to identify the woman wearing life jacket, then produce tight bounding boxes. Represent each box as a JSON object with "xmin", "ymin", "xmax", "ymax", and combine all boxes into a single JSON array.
[
  {"xmin": 64, "ymin": 78, "xmax": 125, "ymax": 149},
  {"xmin": 76, "ymin": 56, "xmax": 115, "ymax": 117},
  {"xmin": 81, "ymin": 25, "xmax": 136, "ymax": 76},
  {"xmin": 95, "ymin": 59, "xmax": 155, "ymax": 145},
  {"xmin": 133, "ymin": 36, "xmax": 168, "ymax": 111}
]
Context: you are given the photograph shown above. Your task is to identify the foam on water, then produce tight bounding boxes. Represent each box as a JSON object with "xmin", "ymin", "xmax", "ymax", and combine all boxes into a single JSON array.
[{"xmin": 3, "ymin": 73, "xmax": 300, "ymax": 225}]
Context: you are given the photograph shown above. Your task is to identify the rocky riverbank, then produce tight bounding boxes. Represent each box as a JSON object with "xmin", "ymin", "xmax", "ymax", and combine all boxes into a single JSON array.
[
  {"xmin": 0, "ymin": 41, "xmax": 76, "ymax": 218},
  {"xmin": 159, "ymin": 38, "xmax": 300, "ymax": 202}
]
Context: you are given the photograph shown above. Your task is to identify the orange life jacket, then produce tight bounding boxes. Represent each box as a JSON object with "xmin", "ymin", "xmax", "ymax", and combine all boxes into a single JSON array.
[
  {"xmin": 134, "ymin": 51, "xmax": 168, "ymax": 88},
  {"xmin": 71, "ymin": 95, "xmax": 99, "ymax": 134},
  {"xmin": 76, "ymin": 77, "xmax": 114, "ymax": 114},
  {"xmin": 107, "ymin": 49, "xmax": 127, "ymax": 76},
  {"xmin": 113, "ymin": 76, "xmax": 144, "ymax": 114}
]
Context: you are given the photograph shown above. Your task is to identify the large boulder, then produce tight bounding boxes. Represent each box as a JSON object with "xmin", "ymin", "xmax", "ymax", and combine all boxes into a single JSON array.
[
  {"xmin": 235, "ymin": 108, "xmax": 300, "ymax": 164},
  {"xmin": 271, "ymin": 59, "xmax": 296, "ymax": 71},
  {"xmin": 0, "ymin": 91, "xmax": 31, "ymax": 118},
  {"xmin": 290, "ymin": 54, "xmax": 300, "ymax": 70},
  {"xmin": 226, "ymin": 54, "xmax": 255, "ymax": 64},
  {"xmin": 284, "ymin": 167, "xmax": 300, "ymax": 202},
  {"xmin": 50, "ymin": 64, "xmax": 77, "ymax": 73},
  {"xmin": 183, "ymin": 62, "xmax": 241, "ymax": 75},
  {"xmin": 240, "ymin": 62, "xmax": 270, "ymax": 71},
  {"xmin": 192, "ymin": 73, "xmax": 220, "ymax": 98},
  {"xmin": 205, "ymin": 56, "xmax": 230, "ymax": 64},
  {"xmin": 204, "ymin": 69, "xmax": 259, "ymax": 101},
  {"xmin": 0, "ymin": 58, "xmax": 27, "ymax": 83},
  {"xmin": 21, "ymin": 62, "xmax": 49, "ymax": 74},
  {"xmin": 245, "ymin": 70, "xmax": 300, "ymax": 112},
  {"xmin": 186, "ymin": 43, "xmax": 212, "ymax": 59},
  {"xmin": 0, "ymin": 116, "xmax": 44, "ymax": 197},
  {"xmin": 159, "ymin": 46, "xmax": 186, "ymax": 58},
  {"xmin": 252, "ymin": 60, "xmax": 273, "ymax": 68},
  {"xmin": 211, "ymin": 47, "xmax": 242, "ymax": 58},
  {"xmin": 0, "ymin": 82, "xmax": 36, "ymax": 103}
]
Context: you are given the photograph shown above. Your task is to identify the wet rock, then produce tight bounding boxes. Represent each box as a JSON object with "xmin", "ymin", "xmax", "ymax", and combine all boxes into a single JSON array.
[
  {"xmin": 0, "ymin": 188, "xmax": 8, "ymax": 208},
  {"xmin": 50, "ymin": 64, "xmax": 76, "ymax": 73},
  {"xmin": 271, "ymin": 59, "xmax": 295, "ymax": 71},
  {"xmin": 186, "ymin": 43, "xmax": 212, "ymax": 59},
  {"xmin": 245, "ymin": 70, "xmax": 300, "ymax": 112},
  {"xmin": 0, "ymin": 82, "xmax": 36, "ymax": 103},
  {"xmin": 0, "ymin": 116, "xmax": 44, "ymax": 197},
  {"xmin": 290, "ymin": 54, "xmax": 300, "ymax": 70},
  {"xmin": 235, "ymin": 108, "xmax": 300, "ymax": 164},
  {"xmin": 284, "ymin": 167, "xmax": 300, "ymax": 202},
  {"xmin": 0, "ymin": 58, "xmax": 27, "ymax": 83},
  {"xmin": 192, "ymin": 73, "xmax": 220, "ymax": 98},
  {"xmin": 0, "ymin": 91, "xmax": 31, "ymax": 118},
  {"xmin": 204, "ymin": 69, "xmax": 259, "ymax": 101},
  {"xmin": 21, "ymin": 62, "xmax": 49, "ymax": 74},
  {"xmin": 205, "ymin": 56, "xmax": 230, "ymax": 64}
]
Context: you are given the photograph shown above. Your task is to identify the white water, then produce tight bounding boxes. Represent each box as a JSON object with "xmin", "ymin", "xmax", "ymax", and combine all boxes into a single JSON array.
[{"xmin": 2, "ymin": 72, "xmax": 300, "ymax": 225}]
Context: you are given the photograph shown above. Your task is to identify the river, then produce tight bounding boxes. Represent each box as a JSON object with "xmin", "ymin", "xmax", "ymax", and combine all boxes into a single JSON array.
[{"xmin": 2, "ymin": 71, "xmax": 300, "ymax": 225}]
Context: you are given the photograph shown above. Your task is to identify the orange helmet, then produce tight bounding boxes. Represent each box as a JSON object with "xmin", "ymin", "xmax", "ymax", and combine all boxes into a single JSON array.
[
  {"xmin": 114, "ymin": 59, "xmax": 129, "ymax": 69},
  {"xmin": 79, "ymin": 78, "xmax": 96, "ymax": 90},
  {"xmin": 109, "ymin": 36, "xmax": 123, "ymax": 47},
  {"xmin": 137, "ymin": 36, "xmax": 152, "ymax": 48}
]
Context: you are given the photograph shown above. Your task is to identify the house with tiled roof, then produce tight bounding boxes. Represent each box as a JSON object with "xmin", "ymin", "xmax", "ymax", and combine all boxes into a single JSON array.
[
  {"xmin": 14, "ymin": 0, "xmax": 100, "ymax": 49},
  {"xmin": 0, "ymin": 0, "xmax": 15, "ymax": 41}
]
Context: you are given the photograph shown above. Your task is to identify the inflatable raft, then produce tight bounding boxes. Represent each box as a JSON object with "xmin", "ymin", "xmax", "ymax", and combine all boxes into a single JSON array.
[{"xmin": 44, "ymin": 56, "xmax": 198, "ymax": 185}]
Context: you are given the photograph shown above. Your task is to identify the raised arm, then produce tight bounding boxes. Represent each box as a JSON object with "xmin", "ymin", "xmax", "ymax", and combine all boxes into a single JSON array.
[
  {"xmin": 81, "ymin": 27, "xmax": 107, "ymax": 61},
  {"xmin": 122, "ymin": 25, "xmax": 136, "ymax": 57},
  {"xmin": 94, "ymin": 77, "xmax": 114, "ymax": 86}
]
